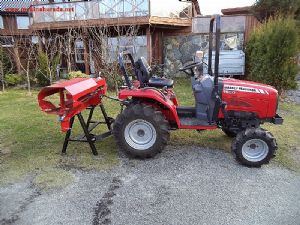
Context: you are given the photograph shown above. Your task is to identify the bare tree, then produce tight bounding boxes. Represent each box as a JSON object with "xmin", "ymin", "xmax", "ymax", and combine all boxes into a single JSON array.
[
  {"xmin": 88, "ymin": 24, "xmax": 141, "ymax": 93},
  {"xmin": 0, "ymin": 47, "xmax": 4, "ymax": 92},
  {"xmin": 14, "ymin": 36, "xmax": 37, "ymax": 94},
  {"xmin": 3, "ymin": 24, "xmax": 38, "ymax": 94},
  {"xmin": 0, "ymin": 45, "xmax": 15, "ymax": 92}
]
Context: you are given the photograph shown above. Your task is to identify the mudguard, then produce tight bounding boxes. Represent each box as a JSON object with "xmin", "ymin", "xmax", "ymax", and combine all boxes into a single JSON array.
[{"xmin": 118, "ymin": 88, "xmax": 180, "ymax": 125}]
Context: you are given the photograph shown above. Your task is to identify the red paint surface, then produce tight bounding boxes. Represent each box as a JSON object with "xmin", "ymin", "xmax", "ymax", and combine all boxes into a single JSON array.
[{"xmin": 38, "ymin": 78, "xmax": 107, "ymax": 132}]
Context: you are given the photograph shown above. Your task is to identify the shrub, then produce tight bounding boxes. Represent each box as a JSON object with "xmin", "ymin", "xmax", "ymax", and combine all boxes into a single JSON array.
[
  {"xmin": 246, "ymin": 16, "xmax": 299, "ymax": 93},
  {"xmin": 4, "ymin": 73, "xmax": 23, "ymax": 86},
  {"xmin": 36, "ymin": 51, "xmax": 61, "ymax": 86},
  {"xmin": 252, "ymin": 0, "xmax": 300, "ymax": 22},
  {"xmin": 100, "ymin": 62, "xmax": 124, "ymax": 92},
  {"xmin": 36, "ymin": 51, "xmax": 50, "ymax": 86},
  {"xmin": 65, "ymin": 71, "xmax": 89, "ymax": 79}
]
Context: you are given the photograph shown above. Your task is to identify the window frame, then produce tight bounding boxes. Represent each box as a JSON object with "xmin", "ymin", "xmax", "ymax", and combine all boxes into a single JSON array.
[
  {"xmin": 16, "ymin": 16, "xmax": 30, "ymax": 30},
  {"xmin": 75, "ymin": 39, "xmax": 85, "ymax": 63},
  {"xmin": 105, "ymin": 35, "xmax": 147, "ymax": 63},
  {"xmin": 0, "ymin": 16, "xmax": 4, "ymax": 29},
  {"xmin": 0, "ymin": 36, "xmax": 14, "ymax": 47}
]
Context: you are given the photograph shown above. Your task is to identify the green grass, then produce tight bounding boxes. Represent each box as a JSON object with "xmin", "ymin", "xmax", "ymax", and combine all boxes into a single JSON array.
[
  {"xmin": 0, "ymin": 90, "xmax": 119, "ymax": 186},
  {"xmin": 33, "ymin": 168, "xmax": 75, "ymax": 190},
  {"xmin": 0, "ymin": 79, "xmax": 299, "ymax": 187}
]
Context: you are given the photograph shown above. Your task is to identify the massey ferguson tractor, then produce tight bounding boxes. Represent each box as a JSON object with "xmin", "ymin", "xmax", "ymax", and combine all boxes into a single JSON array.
[
  {"xmin": 38, "ymin": 15, "xmax": 283, "ymax": 167},
  {"xmin": 113, "ymin": 15, "xmax": 283, "ymax": 167}
]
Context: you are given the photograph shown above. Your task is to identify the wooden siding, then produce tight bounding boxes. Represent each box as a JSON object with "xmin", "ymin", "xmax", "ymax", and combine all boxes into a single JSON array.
[
  {"xmin": 30, "ymin": 16, "xmax": 192, "ymax": 31},
  {"xmin": 149, "ymin": 16, "xmax": 191, "ymax": 27},
  {"xmin": 30, "ymin": 16, "xmax": 150, "ymax": 30},
  {"xmin": 0, "ymin": 15, "xmax": 31, "ymax": 36},
  {"xmin": 244, "ymin": 15, "xmax": 261, "ymax": 43}
]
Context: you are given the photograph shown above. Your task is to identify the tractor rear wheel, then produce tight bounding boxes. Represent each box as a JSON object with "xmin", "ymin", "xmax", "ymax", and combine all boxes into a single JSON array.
[
  {"xmin": 232, "ymin": 128, "xmax": 277, "ymax": 167},
  {"xmin": 113, "ymin": 103, "xmax": 170, "ymax": 158}
]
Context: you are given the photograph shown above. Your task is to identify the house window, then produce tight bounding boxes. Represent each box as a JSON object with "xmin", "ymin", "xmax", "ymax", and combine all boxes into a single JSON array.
[
  {"xmin": 75, "ymin": 39, "xmax": 85, "ymax": 63},
  {"xmin": 16, "ymin": 16, "xmax": 30, "ymax": 29},
  {"xmin": 0, "ymin": 36, "xmax": 14, "ymax": 47},
  {"xmin": 106, "ymin": 35, "xmax": 147, "ymax": 63},
  {"xmin": 0, "ymin": 16, "xmax": 3, "ymax": 29}
]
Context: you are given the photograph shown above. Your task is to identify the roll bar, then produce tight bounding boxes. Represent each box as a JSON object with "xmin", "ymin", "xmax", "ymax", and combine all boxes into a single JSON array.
[
  {"xmin": 207, "ymin": 15, "xmax": 221, "ymax": 88},
  {"xmin": 118, "ymin": 51, "xmax": 137, "ymax": 89}
]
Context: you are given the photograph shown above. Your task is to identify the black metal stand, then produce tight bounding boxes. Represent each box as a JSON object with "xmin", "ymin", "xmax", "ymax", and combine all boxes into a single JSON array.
[{"xmin": 61, "ymin": 103, "xmax": 114, "ymax": 156}]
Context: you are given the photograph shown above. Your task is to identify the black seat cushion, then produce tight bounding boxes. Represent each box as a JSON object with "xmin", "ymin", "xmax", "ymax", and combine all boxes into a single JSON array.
[{"xmin": 148, "ymin": 77, "xmax": 174, "ymax": 88}]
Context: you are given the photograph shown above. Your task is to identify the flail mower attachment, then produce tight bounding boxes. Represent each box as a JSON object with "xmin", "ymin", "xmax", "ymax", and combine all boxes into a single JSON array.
[{"xmin": 38, "ymin": 78, "xmax": 114, "ymax": 155}]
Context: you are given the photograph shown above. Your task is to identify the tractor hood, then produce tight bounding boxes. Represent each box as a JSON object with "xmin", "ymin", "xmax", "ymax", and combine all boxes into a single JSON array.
[
  {"xmin": 221, "ymin": 78, "xmax": 278, "ymax": 96},
  {"xmin": 220, "ymin": 78, "xmax": 279, "ymax": 119}
]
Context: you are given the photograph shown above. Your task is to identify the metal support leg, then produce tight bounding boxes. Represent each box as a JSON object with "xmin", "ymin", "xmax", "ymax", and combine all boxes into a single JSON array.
[
  {"xmin": 77, "ymin": 113, "xmax": 98, "ymax": 156},
  {"xmin": 100, "ymin": 103, "xmax": 112, "ymax": 130},
  {"xmin": 62, "ymin": 116, "xmax": 75, "ymax": 154},
  {"xmin": 86, "ymin": 106, "xmax": 95, "ymax": 128}
]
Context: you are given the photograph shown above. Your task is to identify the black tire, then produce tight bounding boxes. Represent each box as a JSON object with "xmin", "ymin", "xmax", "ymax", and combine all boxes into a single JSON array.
[
  {"xmin": 232, "ymin": 128, "xmax": 277, "ymax": 167},
  {"xmin": 113, "ymin": 103, "xmax": 170, "ymax": 158},
  {"xmin": 222, "ymin": 128, "xmax": 241, "ymax": 137}
]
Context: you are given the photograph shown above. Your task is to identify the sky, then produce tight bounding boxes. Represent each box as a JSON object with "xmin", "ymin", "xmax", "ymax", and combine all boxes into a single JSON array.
[{"xmin": 199, "ymin": 0, "xmax": 257, "ymax": 15}]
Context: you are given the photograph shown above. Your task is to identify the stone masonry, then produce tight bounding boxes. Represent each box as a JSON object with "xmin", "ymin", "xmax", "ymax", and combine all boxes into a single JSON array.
[{"xmin": 163, "ymin": 33, "xmax": 244, "ymax": 77}]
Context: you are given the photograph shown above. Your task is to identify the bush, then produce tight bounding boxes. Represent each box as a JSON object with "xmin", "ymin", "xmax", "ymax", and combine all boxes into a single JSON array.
[
  {"xmin": 36, "ymin": 51, "xmax": 61, "ymax": 86},
  {"xmin": 36, "ymin": 51, "xmax": 50, "ymax": 86},
  {"xmin": 4, "ymin": 73, "xmax": 23, "ymax": 86},
  {"xmin": 246, "ymin": 16, "xmax": 299, "ymax": 93},
  {"xmin": 99, "ymin": 62, "xmax": 124, "ymax": 92},
  {"xmin": 252, "ymin": 0, "xmax": 300, "ymax": 22},
  {"xmin": 65, "ymin": 71, "xmax": 89, "ymax": 79}
]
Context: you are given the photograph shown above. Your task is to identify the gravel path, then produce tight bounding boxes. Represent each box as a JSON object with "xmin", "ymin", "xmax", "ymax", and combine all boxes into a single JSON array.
[
  {"xmin": 1, "ymin": 146, "xmax": 300, "ymax": 225},
  {"xmin": 285, "ymin": 76, "xmax": 300, "ymax": 104}
]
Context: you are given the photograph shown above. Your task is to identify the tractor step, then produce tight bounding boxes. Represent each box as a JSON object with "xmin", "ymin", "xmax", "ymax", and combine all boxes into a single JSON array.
[
  {"xmin": 179, "ymin": 117, "xmax": 212, "ymax": 126},
  {"xmin": 176, "ymin": 106, "xmax": 196, "ymax": 117}
]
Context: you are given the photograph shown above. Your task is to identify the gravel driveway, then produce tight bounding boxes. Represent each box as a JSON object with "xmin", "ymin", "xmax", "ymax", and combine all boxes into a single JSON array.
[{"xmin": 1, "ymin": 146, "xmax": 300, "ymax": 225}]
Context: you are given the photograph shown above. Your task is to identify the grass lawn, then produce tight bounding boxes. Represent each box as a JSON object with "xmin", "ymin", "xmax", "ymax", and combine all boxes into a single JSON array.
[{"xmin": 0, "ymin": 79, "xmax": 299, "ymax": 187}]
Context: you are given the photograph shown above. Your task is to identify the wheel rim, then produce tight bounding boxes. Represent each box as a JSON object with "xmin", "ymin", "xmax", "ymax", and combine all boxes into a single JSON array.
[
  {"xmin": 124, "ymin": 119, "xmax": 157, "ymax": 150},
  {"xmin": 242, "ymin": 139, "xmax": 269, "ymax": 162}
]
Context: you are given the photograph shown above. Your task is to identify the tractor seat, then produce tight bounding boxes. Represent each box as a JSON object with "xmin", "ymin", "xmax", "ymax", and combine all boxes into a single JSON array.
[
  {"xmin": 148, "ymin": 77, "xmax": 174, "ymax": 88},
  {"xmin": 136, "ymin": 57, "xmax": 173, "ymax": 89}
]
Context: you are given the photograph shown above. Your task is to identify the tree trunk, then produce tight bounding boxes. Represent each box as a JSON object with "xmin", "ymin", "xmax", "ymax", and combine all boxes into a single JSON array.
[
  {"xmin": 83, "ymin": 37, "xmax": 90, "ymax": 75},
  {"xmin": 67, "ymin": 36, "xmax": 72, "ymax": 73},
  {"xmin": 26, "ymin": 60, "xmax": 31, "ymax": 95},
  {"xmin": 13, "ymin": 46, "xmax": 22, "ymax": 74},
  {"xmin": 0, "ymin": 61, "xmax": 4, "ymax": 92}
]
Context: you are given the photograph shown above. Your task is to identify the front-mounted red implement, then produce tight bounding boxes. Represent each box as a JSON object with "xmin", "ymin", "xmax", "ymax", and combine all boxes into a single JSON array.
[{"xmin": 38, "ymin": 78, "xmax": 114, "ymax": 155}]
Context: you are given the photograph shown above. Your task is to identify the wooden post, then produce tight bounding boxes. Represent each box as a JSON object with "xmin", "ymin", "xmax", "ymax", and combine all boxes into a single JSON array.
[
  {"xmin": 83, "ymin": 36, "xmax": 90, "ymax": 75},
  {"xmin": 152, "ymin": 29, "xmax": 163, "ymax": 64},
  {"xmin": 146, "ymin": 27, "xmax": 152, "ymax": 64}
]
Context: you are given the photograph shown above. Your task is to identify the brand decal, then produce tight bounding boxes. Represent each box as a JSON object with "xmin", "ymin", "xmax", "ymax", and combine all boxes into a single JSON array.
[{"xmin": 224, "ymin": 85, "xmax": 268, "ymax": 94}]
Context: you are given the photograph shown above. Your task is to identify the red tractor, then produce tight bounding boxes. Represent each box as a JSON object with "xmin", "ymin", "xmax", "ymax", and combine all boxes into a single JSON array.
[{"xmin": 113, "ymin": 15, "xmax": 283, "ymax": 167}]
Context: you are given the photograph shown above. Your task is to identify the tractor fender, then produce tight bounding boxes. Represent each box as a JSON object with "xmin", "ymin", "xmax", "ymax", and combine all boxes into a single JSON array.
[{"xmin": 118, "ymin": 88, "xmax": 180, "ymax": 125}]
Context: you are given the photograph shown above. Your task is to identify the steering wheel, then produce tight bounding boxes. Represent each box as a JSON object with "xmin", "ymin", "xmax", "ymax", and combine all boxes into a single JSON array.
[{"xmin": 179, "ymin": 61, "xmax": 202, "ymax": 76}]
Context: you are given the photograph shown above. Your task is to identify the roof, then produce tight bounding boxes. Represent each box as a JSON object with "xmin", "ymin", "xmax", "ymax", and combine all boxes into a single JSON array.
[{"xmin": 221, "ymin": 6, "xmax": 252, "ymax": 15}]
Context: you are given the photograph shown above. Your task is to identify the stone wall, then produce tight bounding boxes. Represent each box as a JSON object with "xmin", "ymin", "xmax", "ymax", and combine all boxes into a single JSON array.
[{"xmin": 163, "ymin": 33, "xmax": 244, "ymax": 77}]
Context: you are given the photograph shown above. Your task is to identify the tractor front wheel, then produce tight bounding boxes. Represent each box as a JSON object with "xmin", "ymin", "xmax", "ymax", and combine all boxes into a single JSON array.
[
  {"xmin": 222, "ymin": 128, "xmax": 241, "ymax": 137},
  {"xmin": 113, "ymin": 103, "xmax": 170, "ymax": 158},
  {"xmin": 232, "ymin": 128, "xmax": 277, "ymax": 167}
]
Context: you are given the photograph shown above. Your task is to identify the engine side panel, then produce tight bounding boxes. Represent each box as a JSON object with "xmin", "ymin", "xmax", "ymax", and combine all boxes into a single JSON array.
[{"xmin": 220, "ymin": 78, "xmax": 278, "ymax": 119}]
